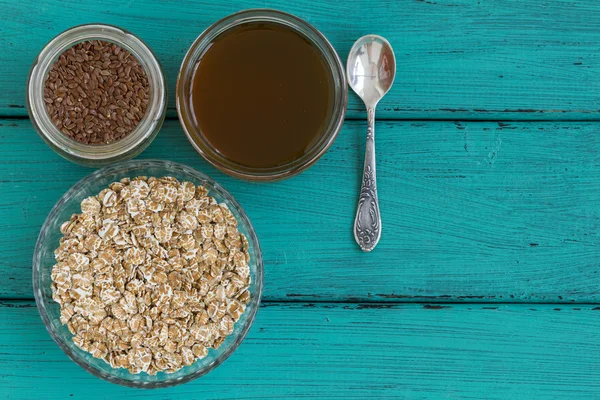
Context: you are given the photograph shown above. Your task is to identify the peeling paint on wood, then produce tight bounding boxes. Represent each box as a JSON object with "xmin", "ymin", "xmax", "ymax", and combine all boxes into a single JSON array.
[
  {"xmin": 1, "ymin": 120, "xmax": 599, "ymax": 302},
  {"xmin": 1, "ymin": 302, "xmax": 600, "ymax": 399},
  {"xmin": 1, "ymin": 0, "xmax": 600, "ymax": 119}
]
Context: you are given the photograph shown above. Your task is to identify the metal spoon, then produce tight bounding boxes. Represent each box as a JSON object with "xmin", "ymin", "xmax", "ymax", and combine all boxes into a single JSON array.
[{"xmin": 347, "ymin": 35, "xmax": 396, "ymax": 252}]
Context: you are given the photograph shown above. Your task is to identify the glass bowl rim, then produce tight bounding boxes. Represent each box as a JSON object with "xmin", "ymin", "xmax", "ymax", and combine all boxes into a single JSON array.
[
  {"xmin": 32, "ymin": 159, "xmax": 264, "ymax": 388},
  {"xmin": 176, "ymin": 8, "xmax": 348, "ymax": 181}
]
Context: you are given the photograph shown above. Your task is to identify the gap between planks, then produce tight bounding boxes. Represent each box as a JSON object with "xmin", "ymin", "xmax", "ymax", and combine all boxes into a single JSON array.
[
  {"xmin": 2, "ymin": 298, "xmax": 599, "ymax": 308},
  {"xmin": 4, "ymin": 114, "xmax": 600, "ymax": 123}
]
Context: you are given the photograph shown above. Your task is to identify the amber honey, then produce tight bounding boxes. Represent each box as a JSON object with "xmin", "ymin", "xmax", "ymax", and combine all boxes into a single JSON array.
[{"xmin": 190, "ymin": 21, "xmax": 333, "ymax": 168}]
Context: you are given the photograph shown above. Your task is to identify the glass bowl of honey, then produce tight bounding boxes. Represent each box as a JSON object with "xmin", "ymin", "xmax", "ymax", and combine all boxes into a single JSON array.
[{"xmin": 176, "ymin": 9, "xmax": 347, "ymax": 181}]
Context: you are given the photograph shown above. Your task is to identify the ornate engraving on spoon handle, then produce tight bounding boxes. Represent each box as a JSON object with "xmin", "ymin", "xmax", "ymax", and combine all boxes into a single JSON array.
[{"xmin": 354, "ymin": 107, "xmax": 381, "ymax": 252}]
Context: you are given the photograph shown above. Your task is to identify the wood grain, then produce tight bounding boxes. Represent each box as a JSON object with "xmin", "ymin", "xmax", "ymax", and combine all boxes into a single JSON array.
[
  {"xmin": 1, "ymin": 0, "xmax": 600, "ymax": 120},
  {"xmin": 2, "ymin": 119, "xmax": 599, "ymax": 302},
  {"xmin": 1, "ymin": 301, "xmax": 599, "ymax": 399}
]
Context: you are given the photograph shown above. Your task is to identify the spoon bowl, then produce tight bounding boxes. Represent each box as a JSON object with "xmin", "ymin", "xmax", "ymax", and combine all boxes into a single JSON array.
[
  {"xmin": 347, "ymin": 35, "xmax": 396, "ymax": 108},
  {"xmin": 347, "ymin": 35, "xmax": 396, "ymax": 252}
]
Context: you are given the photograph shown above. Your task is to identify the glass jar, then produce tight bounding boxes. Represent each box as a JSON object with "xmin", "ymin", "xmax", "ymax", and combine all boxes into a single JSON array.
[
  {"xmin": 27, "ymin": 24, "xmax": 167, "ymax": 167},
  {"xmin": 176, "ymin": 9, "xmax": 347, "ymax": 181}
]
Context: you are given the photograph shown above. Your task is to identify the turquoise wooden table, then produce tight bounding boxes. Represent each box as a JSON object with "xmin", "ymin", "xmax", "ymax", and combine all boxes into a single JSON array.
[{"xmin": 2, "ymin": 0, "xmax": 600, "ymax": 398}]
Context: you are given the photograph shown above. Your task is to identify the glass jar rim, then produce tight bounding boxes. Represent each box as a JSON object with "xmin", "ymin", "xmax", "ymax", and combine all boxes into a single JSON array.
[
  {"xmin": 176, "ymin": 9, "xmax": 348, "ymax": 181},
  {"xmin": 27, "ymin": 23, "xmax": 167, "ymax": 164}
]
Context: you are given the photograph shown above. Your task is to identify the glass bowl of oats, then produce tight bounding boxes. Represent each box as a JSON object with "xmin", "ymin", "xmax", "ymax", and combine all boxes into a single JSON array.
[{"xmin": 32, "ymin": 159, "xmax": 263, "ymax": 388}]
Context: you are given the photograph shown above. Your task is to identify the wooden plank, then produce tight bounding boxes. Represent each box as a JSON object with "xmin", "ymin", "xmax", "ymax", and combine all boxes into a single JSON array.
[
  {"xmin": 1, "ymin": 0, "xmax": 600, "ymax": 120},
  {"xmin": 1, "ymin": 301, "xmax": 599, "ymax": 399},
  {"xmin": 2, "ymin": 119, "xmax": 600, "ymax": 302}
]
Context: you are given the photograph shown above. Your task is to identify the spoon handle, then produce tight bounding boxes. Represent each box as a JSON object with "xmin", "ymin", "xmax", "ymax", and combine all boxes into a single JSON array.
[{"xmin": 354, "ymin": 106, "xmax": 381, "ymax": 252}]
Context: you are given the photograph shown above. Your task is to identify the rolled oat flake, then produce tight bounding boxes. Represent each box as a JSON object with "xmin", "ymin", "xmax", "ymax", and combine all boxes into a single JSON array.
[{"xmin": 44, "ymin": 40, "xmax": 150, "ymax": 145}]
